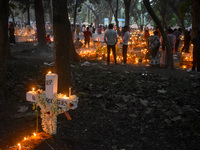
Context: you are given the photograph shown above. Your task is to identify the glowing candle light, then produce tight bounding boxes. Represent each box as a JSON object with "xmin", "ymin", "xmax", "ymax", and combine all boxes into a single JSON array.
[
  {"xmin": 18, "ymin": 143, "xmax": 21, "ymax": 150},
  {"xmin": 24, "ymin": 137, "xmax": 27, "ymax": 140},
  {"xmin": 182, "ymin": 65, "xmax": 187, "ymax": 69},
  {"xmin": 69, "ymin": 87, "xmax": 71, "ymax": 97},
  {"xmin": 63, "ymin": 95, "xmax": 69, "ymax": 99},
  {"xmin": 33, "ymin": 132, "xmax": 36, "ymax": 137},
  {"xmin": 32, "ymin": 88, "xmax": 35, "ymax": 92},
  {"xmin": 48, "ymin": 71, "xmax": 52, "ymax": 74}
]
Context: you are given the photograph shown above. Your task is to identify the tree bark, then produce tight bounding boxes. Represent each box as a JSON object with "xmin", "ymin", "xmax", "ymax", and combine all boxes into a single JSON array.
[
  {"xmin": 143, "ymin": 0, "xmax": 174, "ymax": 69},
  {"xmin": 180, "ymin": 18, "xmax": 185, "ymax": 35},
  {"xmin": 84, "ymin": 2, "xmax": 99, "ymax": 32},
  {"xmin": 73, "ymin": 0, "xmax": 78, "ymax": 27},
  {"xmin": 0, "ymin": 0, "xmax": 9, "ymax": 97},
  {"xmin": 27, "ymin": 5, "xmax": 30, "ymax": 25},
  {"xmin": 107, "ymin": 0, "xmax": 120, "ymax": 33},
  {"xmin": 169, "ymin": 2, "xmax": 185, "ymax": 34},
  {"xmin": 115, "ymin": 0, "xmax": 120, "ymax": 33},
  {"xmin": 34, "ymin": 0, "xmax": 47, "ymax": 49},
  {"xmin": 124, "ymin": 0, "xmax": 131, "ymax": 26},
  {"xmin": 108, "ymin": 11, "xmax": 112, "ymax": 24},
  {"xmin": 53, "ymin": 0, "xmax": 72, "ymax": 95},
  {"xmin": 191, "ymin": 0, "xmax": 200, "ymax": 39}
]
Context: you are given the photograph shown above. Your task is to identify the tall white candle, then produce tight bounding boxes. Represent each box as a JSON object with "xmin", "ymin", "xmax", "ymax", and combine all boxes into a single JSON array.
[
  {"xmin": 69, "ymin": 87, "xmax": 71, "ymax": 97},
  {"xmin": 45, "ymin": 73, "xmax": 58, "ymax": 100}
]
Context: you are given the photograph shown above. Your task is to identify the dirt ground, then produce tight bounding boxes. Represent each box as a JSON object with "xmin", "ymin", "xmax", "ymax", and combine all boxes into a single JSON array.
[{"xmin": 0, "ymin": 42, "xmax": 200, "ymax": 150}]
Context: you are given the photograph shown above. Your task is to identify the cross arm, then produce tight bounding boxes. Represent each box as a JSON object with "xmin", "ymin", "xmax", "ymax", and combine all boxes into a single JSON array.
[{"xmin": 26, "ymin": 91, "xmax": 37, "ymax": 103}]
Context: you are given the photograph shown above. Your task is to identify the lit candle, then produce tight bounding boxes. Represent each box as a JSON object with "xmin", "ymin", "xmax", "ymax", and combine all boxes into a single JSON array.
[
  {"xmin": 18, "ymin": 143, "xmax": 21, "ymax": 150},
  {"xmin": 63, "ymin": 95, "xmax": 69, "ymax": 99},
  {"xmin": 33, "ymin": 132, "xmax": 36, "ymax": 137},
  {"xmin": 48, "ymin": 71, "xmax": 52, "ymax": 74},
  {"xmin": 32, "ymin": 88, "xmax": 35, "ymax": 92},
  {"xmin": 69, "ymin": 87, "xmax": 71, "ymax": 97},
  {"xmin": 24, "ymin": 137, "xmax": 27, "ymax": 140}
]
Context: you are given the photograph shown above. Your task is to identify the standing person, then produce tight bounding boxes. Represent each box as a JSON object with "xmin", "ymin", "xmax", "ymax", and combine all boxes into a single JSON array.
[
  {"xmin": 192, "ymin": 30, "xmax": 200, "ymax": 72},
  {"xmin": 82, "ymin": 25, "xmax": 85, "ymax": 33},
  {"xmin": 122, "ymin": 25, "xmax": 130, "ymax": 64},
  {"xmin": 84, "ymin": 27, "xmax": 92, "ymax": 48},
  {"xmin": 144, "ymin": 29, "xmax": 150, "ymax": 44},
  {"xmin": 46, "ymin": 34, "xmax": 51, "ymax": 45},
  {"xmin": 173, "ymin": 28, "xmax": 182, "ymax": 52},
  {"xmin": 89, "ymin": 25, "xmax": 93, "ymax": 34},
  {"xmin": 104, "ymin": 24, "xmax": 118, "ymax": 65},
  {"xmin": 98, "ymin": 25, "xmax": 102, "ymax": 34},
  {"xmin": 75, "ymin": 25, "xmax": 80, "ymax": 39},
  {"xmin": 148, "ymin": 31, "xmax": 160, "ymax": 66},
  {"xmin": 9, "ymin": 22, "xmax": 15, "ymax": 44}
]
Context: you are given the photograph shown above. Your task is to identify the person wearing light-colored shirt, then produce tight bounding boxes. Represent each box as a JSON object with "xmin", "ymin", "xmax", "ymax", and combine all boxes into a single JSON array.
[
  {"xmin": 122, "ymin": 25, "xmax": 130, "ymax": 64},
  {"xmin": 104, "ymin": 24, "xmax": 118, "ymax": 65}
]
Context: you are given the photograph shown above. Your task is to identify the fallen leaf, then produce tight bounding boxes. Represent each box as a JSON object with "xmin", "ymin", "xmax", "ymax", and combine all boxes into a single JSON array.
[
  {"xmin": 96, "ymin": 94, "xmax": 103, "ymax": 98},
  {"xmin": 171, "ymin": 116, "xmax": 181, "ymax": 121},
  {"xmin": 140, "ymin": 99, "xmax": 148, "ymax": 107},
  {"xmin": 157, "ymin": 89, "xmax": 167, "ymax": 94},
  {"xmin": 18, "ymin": 106, "xmax": 29, "ymax": 113}
]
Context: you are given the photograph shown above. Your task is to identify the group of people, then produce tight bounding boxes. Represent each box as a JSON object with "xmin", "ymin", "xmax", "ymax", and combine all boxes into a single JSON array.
[
  {"xmin": 104, "ymin": 24, "xmax": 130, "ymax": 65},
  {"xmin": 149, "ymin": 28, "xmax": 200, "ymax": 72},
  {"xmin": 73, "ymin": 23, "xmax": 200, "ymax": 72}
]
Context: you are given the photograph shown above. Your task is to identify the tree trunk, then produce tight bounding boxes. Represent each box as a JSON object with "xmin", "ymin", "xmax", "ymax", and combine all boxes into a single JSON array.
[
  {"xmin": 27, "ymin": 6, "xmax": 30, "ymax": 25},
  {"xmin": 0, "ymin": 0, "xmax": 9, "ymax": 97},
  {"xmin": 115, "ymin": 0, "xmax": 120, "ymax": 33},
  {"xmin": 169, "ymin": 2, "xmax": 185, "ymax": 34},
  {"xmin": 53, "ymin": 0, "xmax": 72, "ymax": 95},
  {"xmin": 180, "ymin": 18, "xmax": 185, "ymax": 35},
  {"xmin": 73, "ymin": 0, "xmax": 78, "ymax": 27},
  {"xmin": 34, "ymin": 0, "xmax": 47, "ymax": 49},
  {"xmin": 10, "ymin": 10, "xmax": 15, "ymax": 26},
  {"xmin": 191, "ymin": 0, "xmax": 200, "ymax": 39},
  {"xmin": 84, "ymin": 2, "xmax": 99, "ymax": 32},
  {"xmin": 108, "ymin": 11, "xmax": 112, "ymax": 24},
  {"xmin": 107, "ymin": 0, "xmax": 120, "ymax": 33},
  {"xmin": 143, "ymin": 0, "xmax": 174, "ymax": 69},
  {"xmin": 124, "ymin": 0, "xmax": 131, "ymax": 26}
]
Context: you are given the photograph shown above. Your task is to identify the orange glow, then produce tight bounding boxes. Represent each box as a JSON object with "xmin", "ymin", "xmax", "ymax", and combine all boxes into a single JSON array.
[
  {"xmin": 63, "ymin": 95, "xmax": 69, "ymax": 99},
  {"xmin": 18, "ymin": 143, "xmax": 21, "ymax": 150},
  {"xmin": 48, "ymin": 71, "xmax": 52, "ymax": 74},
  {"xmin": 33, "ymin": 133, "xmax": 36, "ymax": 137},
  {"xmin": 182, "ymin": 65, "xmax": 187, "ymax": 69},
  {"xmin": 32, "ymin": 88, "xmax": 35, "ymax": 92}
]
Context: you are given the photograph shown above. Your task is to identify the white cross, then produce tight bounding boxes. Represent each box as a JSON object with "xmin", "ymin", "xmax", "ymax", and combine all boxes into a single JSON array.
[{"xmin": 26, "ymin": 72, "xmax": 78, "ymax": 135}]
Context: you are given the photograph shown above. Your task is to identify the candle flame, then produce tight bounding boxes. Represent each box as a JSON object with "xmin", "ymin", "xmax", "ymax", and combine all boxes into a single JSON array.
[
  {"xmin": 33, "ymin": 133, "xmax": 36, "ymax": 137},
  {"xmin": 63, "ymin": 95, "xmax": 69, "ymax": 99},
  {"xmin": 32, "ymin": 88, "xmax": 35, "ymax": 92},
  {"xmin": 24, "ymin": 137, "xmax": 27, "ymax": 140},
  {"xmin": 182, "ymin": 65, "xmax": 187, "ymax": 69},
  {"xmin": 18, "ymin": 143, "xmax": 21, "ymax": 147},
  {"xmin": 48, "ymin": 71, "xmax": 52, "ymax": 74}
]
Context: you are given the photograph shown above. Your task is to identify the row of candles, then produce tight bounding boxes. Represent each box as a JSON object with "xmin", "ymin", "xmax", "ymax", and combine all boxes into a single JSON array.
[
  {"xmin": 8, "ymin": 132, "xmax": 37, "ymax": 150},
  {"xmin": 78, "ymin": 47, "xmax": 149, "ymax": 64},
  {"xmin": 9, "ymin": 132, "xmax": 52, "ymax": 150}
]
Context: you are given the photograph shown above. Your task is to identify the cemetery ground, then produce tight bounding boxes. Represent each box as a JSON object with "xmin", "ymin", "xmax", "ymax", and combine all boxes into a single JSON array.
[{"xmin": 0, "ymin": 42, "xmax": 200, "ymax": 150}]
